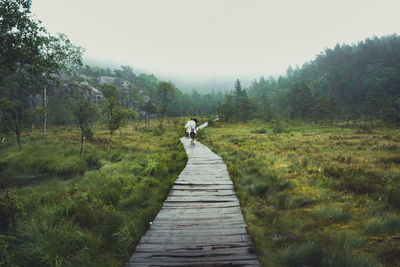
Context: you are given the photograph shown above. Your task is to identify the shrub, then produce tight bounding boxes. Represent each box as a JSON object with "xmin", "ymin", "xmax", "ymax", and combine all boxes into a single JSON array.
[
  {"xmin": 280, "ymin": 242, "xmax": 325, "ymax": 267},
  {"xmin": 247, "ymin": 182, "xmax": 269, "ymax": 198},
  {"xmin": 0, "ymin": 234, "xmax": 14, "ymax": 266},
  {"xmin": 50, "ymin": 156, "xmax": 87, "ymax": 176},
  {"xmin": 251, "ymin": 128, "xmax": 266, "ymax": 134},
  {"xmin": 365, "ymin": 216, "xmax": 400, "ymax": 235},
  {"xmin": 289, "ymin": 195, "xmax": 319, "ymax": 208},
  {"xmin": 83, "ymin": 149, "xmax": 100, "ymax": 168},
  {"xmin": 386, "ymin": 183, "xmax": 400, "ymax": 208},
  {"xmin": 356, "ymin": 125, "xmax": 373, "ymax": 134},
  {"xmin": 379, "ymin": 155, "xmax": 400, "ymax": 164},
  {"xmin": 74, "ymin": 202, "xmax": 98, "ymax": 228},
  {"xmin": 84, "ymin": 127, "xmax": 94, "ymax": 139},
  {"xmin": 153, "ymin": 122, "xmax": 165, "ymax": 136},
  {"xmin": 0, "ymin": 191, "xmax": 24, "ymax": 231},
  {"xmin": 313, "ymin": 204, "xmax": 351, "ymax": 224}
]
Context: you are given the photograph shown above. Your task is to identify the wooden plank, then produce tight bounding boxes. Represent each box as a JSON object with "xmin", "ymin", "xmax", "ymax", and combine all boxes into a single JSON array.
[
  {"xmin": 147, "ymin": 228, "xmax": 248, "ymax": 236},
  {"xmin": 162, "ymin": 203, "xmax": 240, "ymax": 209},
  {"xmin": 172, "ymin": 184, "xmax": 234, "ymax": 190},
  {"xmin": 133, "ymin": 246, "xmax": 254, "ymax": 257},
  {"xmin": 130, "ymin": 255, "xmax": 258, "ymax": 264},
  {"xmin": 140, "ymin": 234, "xmax": 250, "ymax": 244},
  {"xmin": 155, "ymin": 212, "xmax": 244, "ymax": 220},
  {"xmin": 134, "ymin": 242, "xmax": 254, "ymax": 252},
  {"xmin": 127, "ymin": 259, "xmax": 260, "ymax": 267},
  {"xmin": 157, "ymin": 206, "xmax": 242, "ymax": 214},
  {"xmin": 126, "ymin": 136, "xmax": 259, "ymax": 266}
]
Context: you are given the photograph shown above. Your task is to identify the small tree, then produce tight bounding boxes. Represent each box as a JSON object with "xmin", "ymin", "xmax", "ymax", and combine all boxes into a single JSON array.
[
  {"xmin": 142, "ymin": 100, "xmax": 157, "ymax": 128},
  {"xmin": 0, "ymin": 0, "xmax": 83, "ymax": 146},
  {"xmin": 100, "ymin": 83, "xmax": 135, "ymax": 148},
  {"xmin": 70, "ymin": 85, "xmax": 96, "ymax": 155},
  {"xmin": 156, "ymin": 81, "xmax": 174, "ymax": 121},
  {"xmin": 0, "ymin": 95, "xmax": 36, "ymax": 150},
  {"xmin": 328, "ymin": 97, "xmax": 337, "ymax": 126},
  {"xmin": 38, "ymin": 34, "xmax": 84, "ymax": 137},
  {"xmin": 219, "ymin": 94, "xmax": 235, "ymax": 122},
  {"xmin": 0, "ymin": 72, "xmax": 39, "ymax": 149},
  {"xmin": 233, "ymin": 79, "xmax": 251, "ymax": 122}
]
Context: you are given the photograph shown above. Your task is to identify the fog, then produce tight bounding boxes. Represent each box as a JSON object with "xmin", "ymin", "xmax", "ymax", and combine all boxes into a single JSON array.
[{"xmin": 32, "ymin": 0, "xmax": 400, "ymax": 91}]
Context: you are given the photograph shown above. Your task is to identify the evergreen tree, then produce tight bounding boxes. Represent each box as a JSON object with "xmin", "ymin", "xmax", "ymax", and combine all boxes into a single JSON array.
[
  {"xmin": 233, "ymin": 79, "xmax": 251, "ymax": 122},
  {"xmin": 156, "ymin": 81, "xmax": 174, "ymax": 120},
  {"xmin": 219, "ymin": 94, "xmax": 235, "ymax": 122}
]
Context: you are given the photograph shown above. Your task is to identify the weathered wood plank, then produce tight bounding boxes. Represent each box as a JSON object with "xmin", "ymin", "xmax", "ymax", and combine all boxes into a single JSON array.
[
  {"xmin": 140, "ymin": 234, "xmax": 250, "ymax": 244},
  {"xmin": 127, "ymin": 259, "xmax": 260, "ymax": 267},
  {"xmin": 130, "ymin": 255, "xmax": 258, "ymax": 264},
  {"xmin": 135, "ymin": 242, "xmax": 254, "ymax": 252},
  {"xmin": 147, "ymin": 228, "xmax": 248, "ymax": 236},
  {"xmin": 173, "ymin": 185, "xmax": 235, "ymax": 190},
  {"xmin": 126, "ymin": 132, "xmax": 259, "ymax": 266}
]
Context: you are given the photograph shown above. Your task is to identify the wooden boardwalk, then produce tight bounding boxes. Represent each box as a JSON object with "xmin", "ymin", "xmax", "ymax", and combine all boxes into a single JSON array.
[{"xmin": 126, "ymin": 124, "xmax": 259, "ymax": 266}]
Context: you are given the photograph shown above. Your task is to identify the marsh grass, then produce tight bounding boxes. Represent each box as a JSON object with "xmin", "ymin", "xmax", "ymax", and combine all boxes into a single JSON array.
[
  {"xmin": 201, "ymin": 120, "xmax": 400, "ymax": 266},
  {"xmin": 0, "ymin": 119, "xmax": 187, "ymax": 266}
]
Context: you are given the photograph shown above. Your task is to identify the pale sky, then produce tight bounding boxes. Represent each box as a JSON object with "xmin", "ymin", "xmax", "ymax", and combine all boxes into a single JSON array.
[{"xmin": 31, "ymin": 0, "xmax": 400, "ymax": 80}]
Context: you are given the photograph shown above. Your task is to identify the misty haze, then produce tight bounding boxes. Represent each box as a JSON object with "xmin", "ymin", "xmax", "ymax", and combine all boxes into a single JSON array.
[{"xmin": 1, "ymin": 0, "xmax": 400, "ymax": 266}]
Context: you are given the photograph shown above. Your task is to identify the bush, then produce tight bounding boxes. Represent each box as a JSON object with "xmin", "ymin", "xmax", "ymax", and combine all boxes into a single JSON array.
[
  {"xmin": 365, "ymin": 216, "xmax": 400, "ymax": 235},
  {"xmin": 379, "ymin": 155, "xmax": 400, "ymax": 164},
  {"xmin": 84, "ymin": 127, "xmax": 94, "ymax": 139},
  {"xmin": 0, "ymin": 191, "xmax": 24, "ymax": 231},
  {"xmin": 50, "ymin": 157, "xmax": 87, "ymax": 176},
  {"xmin": 356, "ymin": 125, "xmax": 372, "ymax": 134},
  {"xmin": 251, "ymin": 128, "xmax": 266, "ymax": 134},
  {"xmin": 280, "ymin": 242, "xmax": 325, "ymax": 267},
  {"xmin": 386, "ymin": 183, "xmax": 400, "ymax": 208},
  {"xmin": 313, "ymin": 204, "xmax": 351, "ymax": 224},
  {"xmin": 272, "ymin": 117, "xmax": 286, "ymax": 134},
  {"xmin": 153, "ymin": 122, "xmax": 165, "ymax": 136},
  {"xmin": 0, "ymin": 234, "xmax": 14, "ymax": 266},
  {"xmin": 74, "ymin": 202, "xmax": 98, "ymax": 228}
]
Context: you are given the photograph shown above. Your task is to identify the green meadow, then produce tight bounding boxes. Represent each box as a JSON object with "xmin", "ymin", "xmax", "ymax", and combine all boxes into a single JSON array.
[
  {"xmin": 0, "ymin": 120, "xmax": 187, "ymax": 266},
  {"xmin": 1, "ymin": 118, "xmax": 400, "ymax": 266},
  {"xmin": 200, "ymin": 120, "xmax": 400, "ymax": 267}
]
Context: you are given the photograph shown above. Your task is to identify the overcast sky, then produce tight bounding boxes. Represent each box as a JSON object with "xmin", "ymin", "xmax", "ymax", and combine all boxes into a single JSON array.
[{"xmin": 31, "ymin": 0, "xmax": 400, "ymax": 80}]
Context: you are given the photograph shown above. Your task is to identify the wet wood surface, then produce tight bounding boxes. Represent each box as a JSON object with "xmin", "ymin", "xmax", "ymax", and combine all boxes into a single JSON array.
[{"xmin": 126, "ymin": 123, "xmax": 259, "ymax": 266}]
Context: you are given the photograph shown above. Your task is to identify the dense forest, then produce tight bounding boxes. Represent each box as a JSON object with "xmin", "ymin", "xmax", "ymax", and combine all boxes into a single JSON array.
[{"xmin": 218, "ymin": 34, "xmax": 400, "ymax": 126}]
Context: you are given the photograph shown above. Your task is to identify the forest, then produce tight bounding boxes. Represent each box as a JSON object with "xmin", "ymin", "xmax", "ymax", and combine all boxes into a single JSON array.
[
  {"xmin": 218, "ymin": 34, "xmax": 400, "ymax": 126},
  {"xmin": 1, "ymin": 0, "xmax": 400, "ymax": 266}
]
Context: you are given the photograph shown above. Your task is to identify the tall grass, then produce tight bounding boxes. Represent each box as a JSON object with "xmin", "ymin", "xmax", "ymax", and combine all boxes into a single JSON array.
[
  {"xmin": 0, "ymin": 120, "xmax": 187, "ymax": 266},
  {"xmin": 201, "ymin": 119, "xmax": 400, "ymax": 266}
]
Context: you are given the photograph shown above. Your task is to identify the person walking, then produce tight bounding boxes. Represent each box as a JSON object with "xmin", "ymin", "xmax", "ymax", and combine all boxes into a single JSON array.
[
  {"xmin": 184, "ymin": 120, "xmax": 191, "ymax": 138},
  {"xmin": 188, "ymin": 118, "xmax": 196, "ymax": 143}
]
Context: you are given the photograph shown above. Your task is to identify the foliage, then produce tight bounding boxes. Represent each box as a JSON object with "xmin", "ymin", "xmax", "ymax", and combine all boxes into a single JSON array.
[
  {"xmin": 0, "ymin": 0, "xmax": 83, "ymax": 148},
  {"xmin": 156, "ymin": 81, "xmax": 174, "ymax": 120},
  {"xmin": 100, "ymin": 83, "xmax": 136, "ymax": 147},
  {"xmin": 218, "ymin": 79, "xmax": 252, "ymax": 122},
  {"xmin": 201, "ymin": 120, "xmax": 400, "ymax": 266},
  {"xmin": 0, "ymin": 121, "xmax": 187, "ymax": 266},
  {"xmin": 69, "ymin": 84, "xmax": 97, "ymax": 155},
  {"xmin": 248, "ymin": 34, "xmax": 400, "ymax": 126},
  {"xmin": 0, "ymin": 190, "xmax": 23, "ymax": 230}
]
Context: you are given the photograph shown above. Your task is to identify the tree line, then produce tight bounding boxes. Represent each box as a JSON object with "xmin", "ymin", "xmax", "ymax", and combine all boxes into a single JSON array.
[
  {"xmin": 2, "ymin": 0, "xmax": 399, "ymax": 154},
  {"xmin": 0, "ymin": 0, "xmax": 224, "ymax": 152},
  {"xmin": 232, "ymin": 34, "xmax": 400, "ymax": 126}
]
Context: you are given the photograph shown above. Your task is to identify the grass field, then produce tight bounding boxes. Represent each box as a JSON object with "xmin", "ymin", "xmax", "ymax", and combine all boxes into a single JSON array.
[
  {"xmin": 200, "ymin": 120, "xmax": 400, "ymax": 267},
  {"xmin": 0, "ymin": 119, "xmax": 187, "ymax": 266}
]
